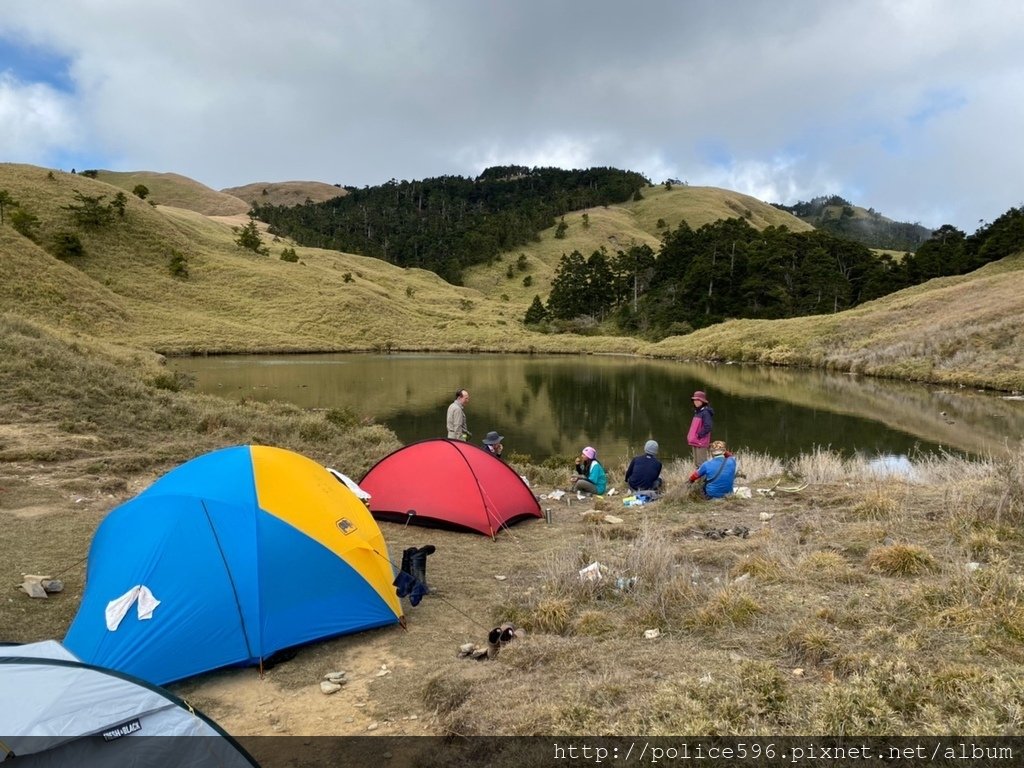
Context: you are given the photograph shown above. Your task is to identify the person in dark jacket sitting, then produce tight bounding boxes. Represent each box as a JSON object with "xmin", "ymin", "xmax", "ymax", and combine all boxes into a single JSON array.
[
  {"xmin": 481, "ymin": 430, "xmax": 505, "ymax": 460},
  {"xmin": 625, "ymin": 440, "xmax": 663, "ymax": 492}
]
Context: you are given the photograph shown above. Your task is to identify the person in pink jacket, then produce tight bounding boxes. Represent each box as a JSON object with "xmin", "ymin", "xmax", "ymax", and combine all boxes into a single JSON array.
[{"xmin": 686, "ymin": 390, "xmax": 714, "ymax": 468}]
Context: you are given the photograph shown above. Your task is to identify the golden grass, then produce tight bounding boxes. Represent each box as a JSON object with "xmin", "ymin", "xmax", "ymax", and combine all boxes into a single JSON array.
[
  {"xmin": 851, "ymin": 488, "xmax": 904, "ymax": 520},
  {"xmin": 865, "ymin": 544, "xmax": 938, "ymax": 576},
  {"xmin": 624, "ymin": 184, "xmax": 813, "ymax": 234},
  {"xmin": 94, "ymin": 169, "xmax": 250, "ymax": 216},
  {"xmin": 221, "ymin": 180, "xmax": 347, "ymax": 208},
  {"xmin": 462, "ymin": 184, "xmax": 810, "ymax": 310},
  {"xmin": 0, "ymin": 163, "xmax": 643, "ymax": 356},
  {"xmin": 647, "ymin": 252, "xmax": 1024, "ymax": 391},
  {"xmin": 5, "ymin": 162, "xmax": 1024, "ymax": 394}
]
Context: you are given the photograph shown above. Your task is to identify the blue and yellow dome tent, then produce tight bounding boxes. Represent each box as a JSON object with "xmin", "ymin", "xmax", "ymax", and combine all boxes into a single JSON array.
[{"xmin": 64, "ymin": 445, "xmax": 402, "ymax": 686}]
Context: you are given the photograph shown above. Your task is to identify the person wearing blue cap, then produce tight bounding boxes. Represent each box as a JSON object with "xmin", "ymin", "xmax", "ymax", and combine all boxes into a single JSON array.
[{"xmin": 625, "ymin": 440, "xmax": 663, "ymax": 492}]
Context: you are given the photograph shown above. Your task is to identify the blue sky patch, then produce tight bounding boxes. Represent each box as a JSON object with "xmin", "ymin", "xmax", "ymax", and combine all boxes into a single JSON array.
[
  {"xmin": 0, "ymin": 37, "xmax": 75, "ymax": 91},
  {"xmin": 696, "ymin": 139, "xmax": 732, "ymax": 168},
  {"xmin": 908, "ymin": 89, "xmax": 967, "ymax": 127}
]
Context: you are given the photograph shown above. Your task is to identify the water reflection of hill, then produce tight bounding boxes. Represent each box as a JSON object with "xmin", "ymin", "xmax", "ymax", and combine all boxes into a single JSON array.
[
  {"xmin": 693, "ymin": 362, "xmax": 1023, "ymax": 458},
  {"xmin": 174, "ymin": 354, "xmax": 1023, "ymax": 461}
]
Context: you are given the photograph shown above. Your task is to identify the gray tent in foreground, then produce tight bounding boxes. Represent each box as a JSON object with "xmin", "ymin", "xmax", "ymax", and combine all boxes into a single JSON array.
[{"xmin": 0, "ymin": 640, "xmax": 257, "ymax": 767}]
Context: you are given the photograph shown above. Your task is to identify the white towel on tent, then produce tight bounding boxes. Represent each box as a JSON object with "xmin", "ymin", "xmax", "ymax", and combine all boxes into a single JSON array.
[
  {"xmin": 327, "ymin": 467, "xmax": 372, "ymax": 500},
  {"xmin": 105, "ymin": 585, "xmax": 161, "ymax": 631},
  {"xmin": 137, "ymin": 585, "xmax": 161, "ymax": 620}
]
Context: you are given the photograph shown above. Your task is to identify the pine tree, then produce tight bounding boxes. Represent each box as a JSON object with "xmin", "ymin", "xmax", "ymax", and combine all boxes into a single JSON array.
[
  {"xmin": 524, "ymin": 295, "xmax": 548, "ymax": 324},
  {"xmin": 546, "ymin": 250, "xmax": 589, "ymax": 319}
]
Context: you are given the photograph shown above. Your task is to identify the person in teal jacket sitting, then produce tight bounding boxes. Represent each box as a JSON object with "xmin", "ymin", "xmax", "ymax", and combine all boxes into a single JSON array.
[{"xmin": 571, "ymin": 446, "xmax": 607, "ymax": 495}]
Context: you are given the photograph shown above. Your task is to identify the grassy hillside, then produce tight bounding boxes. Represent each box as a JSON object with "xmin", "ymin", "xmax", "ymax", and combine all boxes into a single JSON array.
[
  {"xmin": 3, "ymin": 163, "xmax": 1022, "ymax": 392},
  {"xmin": 776, "ymin": 196, "xmax": 933, "ymax": 252},
  {"xmin": 222, "ymin": 180, "xmax": 348, "ymax": 208},
  {"xmin": 0, "ymin": 163, "xmax": 640, "ymax": 356},
  {"xmin": 646, "ymin": 252, "xmax": 1024, "ymax": 391},
  {"xmin": 94, "ymin": 169, "xmax": 250, "ymax": 216},
  {"xmin": 463, "ymin": 184, "xmax": 811, "ymax": 306}
]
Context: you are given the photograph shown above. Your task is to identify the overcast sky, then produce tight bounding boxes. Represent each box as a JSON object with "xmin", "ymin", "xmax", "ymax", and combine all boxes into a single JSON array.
[{"xmin": 2, "ymin": 1, "xmax": 1022, "ymax": 231}]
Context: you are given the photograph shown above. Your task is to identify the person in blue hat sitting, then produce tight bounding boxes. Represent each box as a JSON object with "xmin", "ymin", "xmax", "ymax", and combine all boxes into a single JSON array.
[{"xmin": 626, "ymin": 440, "xmax": 663, "ymax": 492}]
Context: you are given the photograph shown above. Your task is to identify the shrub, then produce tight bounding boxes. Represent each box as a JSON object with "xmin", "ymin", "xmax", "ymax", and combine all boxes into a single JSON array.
[
  {"xmin": 168, "ymin": 250, "xmax": 189, "ymax": 278},
  {"xmin": 324, "ymin": 407, "xmax": 359, "ymax": 428},
  {"xmin": 280, "ymin": 247, "xmax": 299, "ymax": 262},
  {"xmin": 10, "ymin": 208, "xmax": 41, "ymax": 241},
  {"xmin": 51, "ymin": 231, "xmax": 84, "ymax": 260}
]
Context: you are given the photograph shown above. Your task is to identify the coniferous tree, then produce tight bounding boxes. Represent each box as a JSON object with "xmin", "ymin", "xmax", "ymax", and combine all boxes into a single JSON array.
[
  {"xmin": 235, "ymin": 216, "xmax": 266, "ymax": 253},
  {"xmin": 524, "ymin": 295, "xmax": 548, "ymax": 324},
  {"xmin": 0, "ymin": 189, "xmax": 16, "ymax": 225},
  {"xmin": 546, "ymin": 250, "xmax": 590, "ymax": 319}
]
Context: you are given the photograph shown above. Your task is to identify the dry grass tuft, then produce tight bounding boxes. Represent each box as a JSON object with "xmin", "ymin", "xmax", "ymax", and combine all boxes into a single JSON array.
[
  {"xmin": 785, "ymin": 625, "xmax": 840, "ymax": 666},
  {"xmin": 797, "ymin": 550, "xmax": 863, "ymax": 584},
  {"xmin": 790, "ymin": 447, "xmax": 850, "ymax": 484},
  {"xmin": 866, "ymin": 543, "xmax": 938, "ymax": 576},
  {"xmin": 735, "ymin": 450, "xmax": 785, "ymax": 483},
  {"xmin": 422, "ymin": 670, "xmax": 479, "ymax": 717},
  {"xmin": 730, "ymin": 554, "xmax": 786, "ymax": 583},
  {"xmin": 851, "ymin": 488, "xmax": 903, "ymax": 520},
  {"xmin": 687, "ymin": 585, "xmax": 762, "ymax": 630},
  {"xmin": 572, "ymin": 610, "xmax": 616, "ymax": 636}
]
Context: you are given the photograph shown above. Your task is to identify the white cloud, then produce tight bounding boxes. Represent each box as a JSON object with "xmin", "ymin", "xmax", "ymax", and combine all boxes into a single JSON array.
[
  {"xmin": 0, "ymin": 72, "xmax": 79, "ymax": 163},
  {"xmin": 1, "ymin": 0, "xmax": 1022, "ymax": 230}
]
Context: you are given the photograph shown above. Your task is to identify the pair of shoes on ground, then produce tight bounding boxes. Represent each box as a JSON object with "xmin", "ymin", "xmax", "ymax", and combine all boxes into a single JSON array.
[{"xmin": 457, "ymin": 622, "xmax": 526, "ymax": 661}]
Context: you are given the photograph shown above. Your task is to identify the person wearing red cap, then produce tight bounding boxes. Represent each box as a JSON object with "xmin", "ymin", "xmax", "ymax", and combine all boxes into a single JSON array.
[{"xmin": 687, "ymin": 390, "xmax": 714, "ymax": 468}]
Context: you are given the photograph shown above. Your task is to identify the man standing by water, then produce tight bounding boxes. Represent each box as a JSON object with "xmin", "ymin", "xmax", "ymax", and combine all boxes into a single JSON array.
[{"xmin": 446, "ymin": 389, "xmax": 470, "ymax": 440}]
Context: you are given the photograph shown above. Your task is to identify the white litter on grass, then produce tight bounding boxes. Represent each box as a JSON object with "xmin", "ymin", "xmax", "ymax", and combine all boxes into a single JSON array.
[
  {"xmin": 733, "ymin": 486, "xmax": 752, "ymax": 499},
  {"xmin": 579, "ymin": 562, "xmax": 606, "ymax": 582},
  {"xmin": 643, "ymin": 628, "xmax": 661, "ymax": 640},
  {"xmin": 547, "ymin": 490, "xmax": 566, "ymax": 501}
]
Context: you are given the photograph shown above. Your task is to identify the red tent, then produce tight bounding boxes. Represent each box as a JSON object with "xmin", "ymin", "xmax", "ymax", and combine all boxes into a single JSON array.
[{"xmin": 360, "ymin": 439, "xmax": 543, "ymax": 536}]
